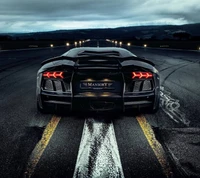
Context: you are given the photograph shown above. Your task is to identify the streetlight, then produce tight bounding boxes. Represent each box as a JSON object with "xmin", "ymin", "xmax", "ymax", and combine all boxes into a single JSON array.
[
  {"xmin": 119, "ymin": 42, "xmax": 122, "ymax": 46},
  {"xmin": 127, "ymin": 42, "xmax": 131, "ymax": 46},
  {"xmin": 66, "ymin": 42, "xmax": 70, "ymax": 46},
  {"xmin": 144, "ymin": 44, "xmax": 147, "ymax": 47},
  {"xmin": 50, "ymin": 44, "xmax": 54, "ymax": 48}
]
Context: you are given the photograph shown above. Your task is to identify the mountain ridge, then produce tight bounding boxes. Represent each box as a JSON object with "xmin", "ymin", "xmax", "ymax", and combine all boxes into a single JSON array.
[{"xmin": 0, "ymin": 23, "xmax": 200, "ymax": 41}]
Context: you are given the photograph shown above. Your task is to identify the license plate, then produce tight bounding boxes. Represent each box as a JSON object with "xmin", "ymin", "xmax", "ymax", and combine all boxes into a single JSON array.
[{"xmin": 80, "ymin": 81, "xmax": 114, "ymax": 90}]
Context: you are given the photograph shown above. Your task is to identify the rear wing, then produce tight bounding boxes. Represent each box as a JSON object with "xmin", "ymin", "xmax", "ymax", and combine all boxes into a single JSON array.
[
  {"xmin": 41, "ymin": 56, "xmax": 72, "ymax": 66},
  {"xmin": 74, "ymin": 55, "xmax": 122, "ymax": 69},
  {"xmin": 120, "ymin": 56, "xmax": 155, "ymax": 66},
  {"xmin": 41, "ymin": 55, "xmax": 154, "ymax": 67}
]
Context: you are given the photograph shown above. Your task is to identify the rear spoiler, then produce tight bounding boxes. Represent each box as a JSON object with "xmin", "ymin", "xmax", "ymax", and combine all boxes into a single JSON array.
[
  {"xmin": 41, "ymin": 55, "xmax": 154, "ymax": 67},
  {"xmin": 41, "ymin": 56, "xmax": 74, "ymax": 66},
  {"xmin": 121, "ymin": 56, "xmax": 155, "ymax": 66},
  {"xmin": 41, "ymin": 55, "xmax": 122, "ymax": 66},
  {"xmin": 76, "ymin": 56, "xmax": 122, "ymax": 69}
]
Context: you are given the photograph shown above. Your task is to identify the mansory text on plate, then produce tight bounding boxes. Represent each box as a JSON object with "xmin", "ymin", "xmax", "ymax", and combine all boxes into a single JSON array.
[{"xmin": 36, "ymin": 47, "xmax": 160, "ymax": 113}]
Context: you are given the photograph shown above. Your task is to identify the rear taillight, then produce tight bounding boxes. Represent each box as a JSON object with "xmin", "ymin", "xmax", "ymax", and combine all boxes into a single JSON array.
[
  {"xmin": 132, "ymin": 72, "xmax": 153, "ymax": 79},
  {"xmin": 43, "ymin": 71, "xmax": 64, "ymax": 79}
]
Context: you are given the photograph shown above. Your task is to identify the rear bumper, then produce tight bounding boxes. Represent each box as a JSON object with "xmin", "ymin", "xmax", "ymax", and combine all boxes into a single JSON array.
[
  {"xmin": 124, "ymin": 92, "xmax": 154, "ymax": 110},
  {"xmin": 73, "ymin": 93, "xmax": 122, "ymax": 111},
  {"xmin": 39, "ymin": 90, "xmax": 156, "ymax": 112}
]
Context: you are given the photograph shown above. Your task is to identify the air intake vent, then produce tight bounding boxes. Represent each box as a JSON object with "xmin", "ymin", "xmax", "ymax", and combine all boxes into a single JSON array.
[
  {"xmin": 43, "ymin": 79, "xmax": 70, "ymax": 92},
  {"xmin": 78, "ymin": 50, "xmax": 120, "ymax": 57},
  {"xmin": 142, "ymin": 80, "xmax": 152, "ymax": 91},
  {"xmin": 44, "ymin": 80, "xmax": 54, "ymax": 91},
  {"xmin": 125, "ymin": 80, "xmax": 153, "ymax": 92},
  {"xmin": 54, "ymin": 81, "xmax": 63, "ymax": 92},
  {"xmin": 133, "ymin": 81, "xmax": 142, "ymax": 92}
]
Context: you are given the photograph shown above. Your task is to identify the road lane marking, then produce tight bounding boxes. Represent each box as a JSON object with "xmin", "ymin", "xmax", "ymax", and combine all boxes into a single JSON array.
[
  {"xmin": 24, "ymin": 115, "xmax": 61, "ymax": 178},
  {"xmin": 136, "ymin": 115, "xmax": 172, "ymax": 178},
  {"xmin": 73, "ymin": 117, "xmax": 124, "ymax": 178}
]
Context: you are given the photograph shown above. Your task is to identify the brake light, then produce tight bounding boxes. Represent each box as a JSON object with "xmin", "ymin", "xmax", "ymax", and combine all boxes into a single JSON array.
[
  {"xmin": 43, "ymin": 71, "xmax": 64, "ymax": 79},
  {"xmin": 132, "ymin": 72, "xmax": 153, "ymax": 79}
]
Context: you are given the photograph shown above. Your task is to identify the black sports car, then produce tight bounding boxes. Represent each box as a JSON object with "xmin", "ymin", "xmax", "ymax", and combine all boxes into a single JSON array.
[{"xmin": 36, "ymin": 47, "xmax": 160, "ymax": 113}]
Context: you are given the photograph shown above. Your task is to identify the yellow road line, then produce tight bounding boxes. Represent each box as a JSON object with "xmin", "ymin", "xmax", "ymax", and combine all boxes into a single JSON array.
[
  {"xmin": 136, "ymin": 115, "xmax": 172, "ymax": 178},
  {"xmin": 24, "ymin": 115, "xmax": 61, "ymax": 178}
]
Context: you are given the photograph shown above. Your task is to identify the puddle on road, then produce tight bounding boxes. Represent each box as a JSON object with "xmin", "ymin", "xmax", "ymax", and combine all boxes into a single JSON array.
[{"xmin": 160, "ymin": 86, "xmax": 190, "ymax": 126}]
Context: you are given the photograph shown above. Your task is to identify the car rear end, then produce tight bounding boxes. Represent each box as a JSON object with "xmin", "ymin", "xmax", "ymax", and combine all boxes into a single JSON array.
[
  {"xmin": 72, "ymin": 66, "xmax": 124, "ymax": 112},
  {"xmin": 37, "ymin": 52, "xmax": 159, "ymax": 113}
]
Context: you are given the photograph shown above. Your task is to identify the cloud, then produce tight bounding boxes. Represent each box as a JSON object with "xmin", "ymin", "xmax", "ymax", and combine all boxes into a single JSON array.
[{"xmin": 0, "ymin": 0, "xmax": 199, "ymax": 32}]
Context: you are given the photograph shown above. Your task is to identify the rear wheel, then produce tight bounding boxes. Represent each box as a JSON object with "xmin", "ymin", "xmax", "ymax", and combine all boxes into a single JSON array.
[
  {"xmin": 149, "ymin": 96, "xmax": 160, "ymax": 113},
  {"xmin": 37, "ymin": 100, "xmax": 64, "ymax": 114},
  {"xmin": 37, "ymin": 101, "xmax": 48, "ymax": 113}
]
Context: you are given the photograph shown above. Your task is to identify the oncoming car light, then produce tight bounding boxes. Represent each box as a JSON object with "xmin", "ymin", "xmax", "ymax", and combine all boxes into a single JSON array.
[
  {"xmin": 43, "ymin": 71, "xmax": 64, "ymax": 79},
  {"xmin": 132, "ymin": 72, "xmax": 153, "ymax": 79}
]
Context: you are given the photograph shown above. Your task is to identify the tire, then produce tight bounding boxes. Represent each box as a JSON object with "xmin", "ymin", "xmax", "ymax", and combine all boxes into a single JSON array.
[
  {"xmin": 150, "ymin": 96, "xmax": 160, "ymax": 113},
  {"xmin": 37, "ymin": 100, "xmax": 48, "ymax": 113}
]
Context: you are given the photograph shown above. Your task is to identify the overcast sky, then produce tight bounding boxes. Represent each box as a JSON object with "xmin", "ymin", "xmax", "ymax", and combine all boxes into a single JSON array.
[{"xmin": 0, "ymin": 0, "xmax": 199, "ymax": 33}]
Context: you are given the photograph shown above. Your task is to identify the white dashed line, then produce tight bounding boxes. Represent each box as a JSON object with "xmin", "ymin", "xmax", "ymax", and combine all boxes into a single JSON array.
[{"xmin": 73, "ymin": 117, "xmax": 124, "ymax": 178}]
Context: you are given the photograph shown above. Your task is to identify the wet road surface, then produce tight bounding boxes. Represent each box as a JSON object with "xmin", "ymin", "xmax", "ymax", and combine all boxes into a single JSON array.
[{"xmin": 0, "ymin": 40, "xmax": 200, "ymax": 178}]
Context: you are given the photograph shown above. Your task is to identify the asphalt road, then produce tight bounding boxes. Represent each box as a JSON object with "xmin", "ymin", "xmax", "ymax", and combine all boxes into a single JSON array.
[{"xmin": 0, "ymin": 40, "xmax": 200, "ymax": 178}]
